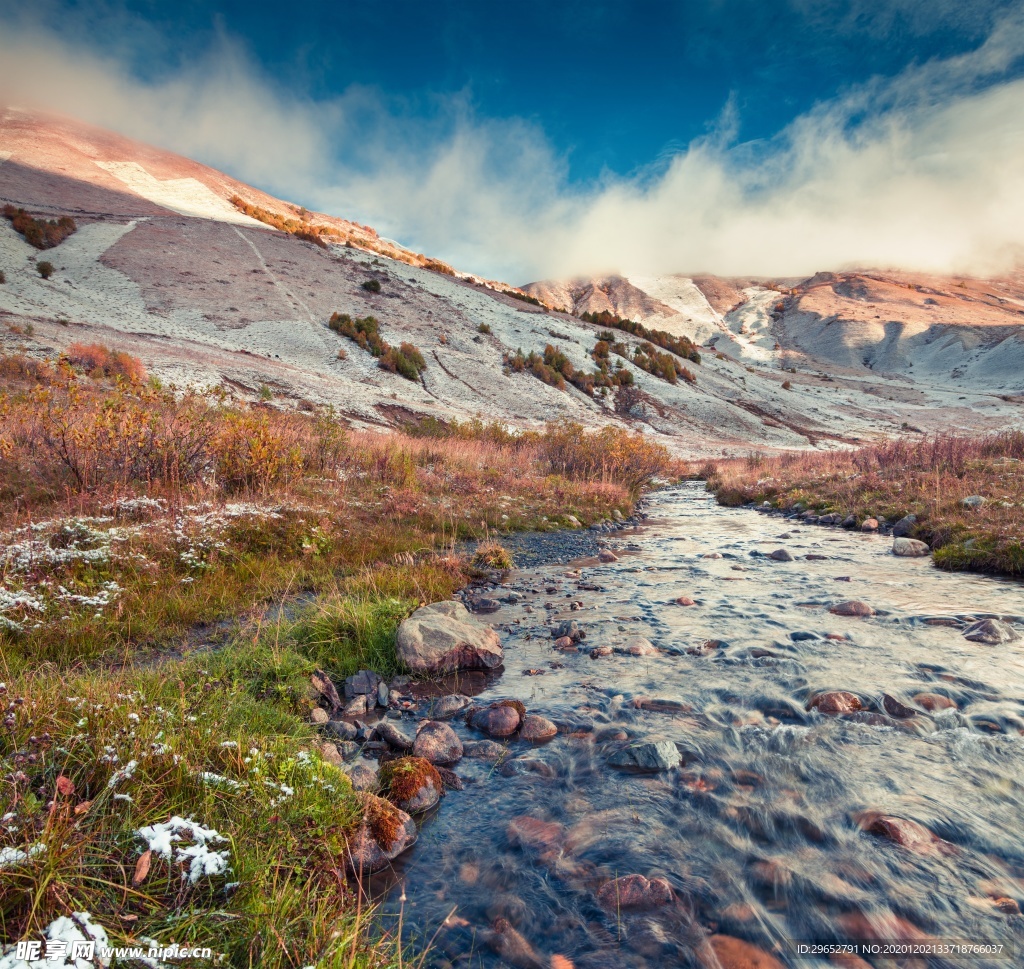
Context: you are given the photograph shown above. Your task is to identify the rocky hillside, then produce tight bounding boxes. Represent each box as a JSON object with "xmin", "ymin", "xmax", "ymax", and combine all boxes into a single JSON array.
[{"xmin": 2, "ymin": 107, "xmax": 1022, "ymax": 457}]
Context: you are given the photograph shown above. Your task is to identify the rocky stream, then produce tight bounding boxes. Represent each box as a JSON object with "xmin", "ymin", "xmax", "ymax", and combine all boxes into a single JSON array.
[{"xmin": 327, "ymin": 483, "xmax": 1024, "ymax": 969}]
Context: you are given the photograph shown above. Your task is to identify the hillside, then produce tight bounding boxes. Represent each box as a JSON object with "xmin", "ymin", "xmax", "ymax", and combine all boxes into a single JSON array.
[{"xmin": 2, "ymin": 107, "xmax": 1023, "ymax": 456}]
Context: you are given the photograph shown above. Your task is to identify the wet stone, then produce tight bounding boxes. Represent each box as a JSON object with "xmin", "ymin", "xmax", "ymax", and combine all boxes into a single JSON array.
[
  {"xmin": 912, "ymin": 692, "xmax": 957, "ymax": 711},
  {"xmin": 345, "ymin": 669, "xmax": 383, "ymax": 699},
  {"xmin": 469, "ymin": 701, "xmax": 524, "ymax": 738},
  {"xmin": 809, "ymin": 691, "xmax": 863, "ymax": 715},
  {"xmin": 375, "ymin": 720, "xmax": 414, "ymax": 751},
  {"xmin": 963, "ymin": 618, "xmax": 1020, "ymax": 645},
  {"xmin": 346, "ymin": 764, "xmax": 379, "ymax": 791},
  {"xmin": 598, "ymin": 549, "xmax": 619, "ymax": 563},
  {"xmin": 413, "ymin": 720, "xmax": 464, "ymax": 765},
  {"xmin": 424, "ymin": 694, "xmax": 473, "ymax": 719},
  {"xmin": 324, "ymin": 720, "xmax": 358, "ymax": 742},
  {"xmin": 768, "ymin": 548, "xmax": 794, "ymax": 561},
  {"xmin": 829, "ymin": 600, "xmax": 875, "ymax": 617},
  {"xmin": 893, "ymin": 537, "xmax": 930, "ymax": 557},
  {"xmin": 462, "ymin": 739, "xmax": 509, "ymax": 761},
  {"xmin": 608, "ymin": 741, "xmax": 682, "ymax": 772},
  {"xmin": 596, "ymin": 873, "xmax": 673, "ymax": 910},
  {"xmin": 520, "ymin": 714, "xmax": 558, "ymax": 742}
]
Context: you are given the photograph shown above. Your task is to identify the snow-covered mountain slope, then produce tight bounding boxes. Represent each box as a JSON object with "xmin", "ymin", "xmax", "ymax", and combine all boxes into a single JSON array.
[{"xmin": 1, "ymin": 107, "xmax": 1022, "ymax": 457}]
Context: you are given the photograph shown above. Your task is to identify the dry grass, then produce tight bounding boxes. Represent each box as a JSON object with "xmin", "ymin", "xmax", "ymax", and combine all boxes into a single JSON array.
[
  {"xmin": 700, "ymin": 433, "xmax": 1024, "ymax": 576},
  {"xmin": 0, "ymin": 349, "xmax": 678, "ymax": 962}
]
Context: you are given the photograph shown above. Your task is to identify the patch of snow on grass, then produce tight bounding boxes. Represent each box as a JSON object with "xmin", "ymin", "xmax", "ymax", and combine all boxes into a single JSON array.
[{"xmin": 135, "ymin": 816, "xmax": 232, "ymax": 884}]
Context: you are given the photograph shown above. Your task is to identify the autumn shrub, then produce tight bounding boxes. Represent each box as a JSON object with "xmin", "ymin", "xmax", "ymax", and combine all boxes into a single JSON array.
[
  {"xmin": 212, "ymin": 412, "xmax": 304, "ymax": 493},
  {"xmin": 37, "ymin": 260, "xmax": 54, "ymax": 279},
  {"xmin": 379, "ymin": 342, "xmax": 426, "ymax": 381},
  {"xmin": 361, "ymin": 278, "xmax": 382, "ymax": 293},
  {"xmin": 3, "ymin": 204, "xmax": 77, "ymax": 249},
  {"xmin": 65, "ymin": 342, "xmax": 147, "ymax": 383},
  {"xmin": 580, "ymin": 309, "xmax": 701, "ymax": 363}
]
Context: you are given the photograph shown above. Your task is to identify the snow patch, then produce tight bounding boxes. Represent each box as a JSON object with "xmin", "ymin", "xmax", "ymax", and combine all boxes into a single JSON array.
[{"xmin": 135, "ymin": 816, "xmax": 232, "ymax": 884}]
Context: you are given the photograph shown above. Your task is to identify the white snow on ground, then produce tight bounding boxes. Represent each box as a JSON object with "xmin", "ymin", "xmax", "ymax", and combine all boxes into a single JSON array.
[
  {"xmin": 135, "ymin": 816, "xmax": 232, "ymax": 884},
  {"xmin": 95, "ymin": 162, "xmax": 266, "ymax": 227},
  {"xmin": 624, "ymin": 274, "xmax": 723, "ymax": 342},
  {"xmin": 0, "ymin": 843, "xmax": 46, "ymax": 869},
  {"xmin": 721, "ymin": 287, "xmax": 782, "ymax": 362},
  {"xmin": 0, "ymin": 911, "xmax": 111, "ymax": 969}
]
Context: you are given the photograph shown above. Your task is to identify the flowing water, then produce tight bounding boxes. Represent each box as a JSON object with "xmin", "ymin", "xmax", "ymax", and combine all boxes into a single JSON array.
[{"xmin": 375, "ymin": 484, "xmax": 1024, "ymax": 968}]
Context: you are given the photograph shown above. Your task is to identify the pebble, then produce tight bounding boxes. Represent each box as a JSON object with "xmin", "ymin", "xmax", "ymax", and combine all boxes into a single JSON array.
[
  {"xmin": 463, "ymin": 739, "xmax": 509, "ymax": 761},
  {"xmin": 618, "ymin": 636, "xmax": 658, "ymax": 657},
  {"xmin": 912, "ymin": 692, "xmax": 957, "ymax": 711},
  {"xmin": 860, "ymin": 518, "xmax": 879, "ymax": 531},
  {"xmin": 376, "ymin": 720, "xmax": 414, "ymax": 751},
  {"xmin": 589, "ymin": 646, "xmax": 613, "ymax": 658},
  {"xmin": 853, "ymin": 811, "xmax": 955, "ymax": 856},
  {"xmin": 768, "ymin": 549, "xmax": 794, "ymax": 561},
  {"xmin": 506, "ymin": 815, "xmax": 566, "ymax": 851},
  {"xmin": 598, "ymin": 549, "xmax": 619, "ymax": 563},
  {"xmin": 310, "ymin": 707, "xmax": 329, "ymax": 725},
  {"xmin": 324, "ymin": 720, "xmax": 358, "ymax": 742},
  {"xmin": 675, "ymin": 596, "xmax": 697, "ymax": 606},
  {"xmin": 425, "ymin": 694, "xmax": 472, "ymax": 719},
  {"xmin": 469, "ymin": 701, "xmax": 524, "ymax": 738},
  {"xmin": 553, "ymin": 636, "xmax": 574, "ymax": 649},
  {"xmin": 346, "ymin": 764, "xmax": 378, "ymax": 791}
]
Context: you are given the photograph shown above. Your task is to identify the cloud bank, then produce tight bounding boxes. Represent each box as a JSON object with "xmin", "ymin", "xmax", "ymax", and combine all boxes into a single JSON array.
[{"xmin": 2, "ymin": 7, "xmax": 1024, "ymax": 282}]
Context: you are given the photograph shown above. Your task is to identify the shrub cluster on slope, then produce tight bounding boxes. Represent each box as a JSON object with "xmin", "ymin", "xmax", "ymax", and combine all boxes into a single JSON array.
[
  {"xmin": 328, "ymin": 312, "xmax": 427, "ymax": 381},
  {"xmin": 503, "ymin": 341, "xmax": 634, "ymax": 396},
  {"xmin": 701, "ymin": 432, "xmax": 1024, "ymax": 576},
  {"xmin": 3, "ymin": 205, "xmax": 77, "ymax": 249},
  {"xmin": 229, "ymin": 195, "xmax": 328, "ymax": 247},
  {"xmin": 581, "ymin": 309, "xmax": 702, "ymax": 363}
]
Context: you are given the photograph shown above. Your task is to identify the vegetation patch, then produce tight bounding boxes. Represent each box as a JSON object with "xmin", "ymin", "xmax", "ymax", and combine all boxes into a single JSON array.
[
  {"xmin": 328, "ymin": 313, "xmax": 427, "ymax": 381},
  {"xmin": 581, "ymin": 310, "xmax": 702, "ymax": 364},
  {"xmin": 700, "ymin": 433, "xmax": 1024, "ymax": 577},
  {"xmin": 504, "ymin": 341, "xmax": 634, "ymax": 396},
  {"xmin": 228, "ymin": 196, "xmax": 328, "ymax": 247},
  {"xmin": 3, "ymin": 205, "xmax": 77, "ymax": 249}
]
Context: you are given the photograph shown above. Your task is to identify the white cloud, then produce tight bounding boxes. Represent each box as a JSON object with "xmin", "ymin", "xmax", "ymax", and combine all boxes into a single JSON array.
[{"xmin": 1, "ymin": 9, "xmax": 1024, "ymax": 282}]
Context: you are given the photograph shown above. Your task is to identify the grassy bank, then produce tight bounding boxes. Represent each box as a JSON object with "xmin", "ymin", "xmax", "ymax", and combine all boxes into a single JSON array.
[
  {"xmin": 0, "ymin": 348, "xmax": 673, "ymax": 963},
  {"xmin": 700, "ymin": 432, "xmax": 1024, "ymax": 576}
]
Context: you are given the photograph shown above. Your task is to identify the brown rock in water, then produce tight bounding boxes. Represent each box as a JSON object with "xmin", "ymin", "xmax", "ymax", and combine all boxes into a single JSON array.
[
  {"xmin": 912, "ymin": 693, "xmax": 957, "ymax": 711},
  {"xmin": 860, "ymin": 518, "xmax": 879, "ymax": 531},
  {"xmin": 836, "ymin": 909, "xmax": 927, "ymax": 942},
  {"xmin": 469, "ymin": 700, "xmax": 525, "ymax": 738},
  {"xmin": 345, "ymin": 793, "xmax": 417, "ymax": 872},
  {"xmin": 963, "ymin": 618, "xmax": 1021, "ymax": 645},
  {"xmin": 589, "ymin": 646, "xmax": 613, "ymax": 658},
  {"xmin": 829, "ymin": 600, "xmax": 875, "ymax": 617},
  {"xmin": 853, "ymin": 811, "xmax": 956, "ymax": 856},
  {"xmin": 379, "ymin": 756, "xmax": 443, "ymax": 814},
  {"xmin": 881, "ymin": 694, "xmax": 917, "ymax": 719},
  {"xmin": 554, "ymin": 635, "xmax": 575, "ymax": 649},
  {"xmin": 675, "ymin": 595, "xmax": 697, "ymax": 606},
  {"xmin": 701, "ymin": 934, "xmax": 786, "ymax": 969},
  {"xmin": 598, "ymin": 549, "xmax": 619, "ymax": 563},
  {"xmin": 620, "ymin": 636, "xmax": 658, "ymax": 656},
  {"xmin": 396, "ymin": 601, "xmax": 503, "ymax": 674},
  {"xmin": 488, "ymin": 918, "xmax": 546, "ymax": 969},
  {"xmin": 596, "ymin": 873, "xmax": 673, "ymax": 910},
  {"xmin": 520, "ymin": 714, "xmax": 558, "ymax": 742},
  {"xmin": 809, "ymin": 691, "xmax": 863, "ymax": 715},
  {"xmin": 507, "ymin": 815, "xmax": 566, "ymax": 852},
  {"xmin": 413, "ymin": 720, "xmax": 463, "ymax": 765}
]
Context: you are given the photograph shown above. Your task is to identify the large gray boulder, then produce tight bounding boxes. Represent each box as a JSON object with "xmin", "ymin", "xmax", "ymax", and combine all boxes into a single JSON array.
[
  {"xmin": 892, "ymin": 537, "xmax": 930, "ymax": 557},
  {"xmin": 396, "ymin": 601, "xmax": 503, "ymax": 674}
]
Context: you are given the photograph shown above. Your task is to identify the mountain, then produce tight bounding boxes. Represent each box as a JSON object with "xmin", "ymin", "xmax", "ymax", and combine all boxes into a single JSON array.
[{"xmin": 2, "ymin": 107, "xmax": 1022, "ymax": 456}]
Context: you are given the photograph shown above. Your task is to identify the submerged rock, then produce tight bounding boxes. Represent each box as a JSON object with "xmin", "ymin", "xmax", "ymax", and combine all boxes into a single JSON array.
[
  {"xmin": 375, "ymin": 720, "xmax": 414, "ymax": 751},
  {"xmin": 596, "ymin": 873, "xmax": 673, "ymax": 910},
  {"xmin": 396, "ymin": 601, "xmax": 503, "ymax": 674},
  {"xmin": 702, "ymin": 934, "xmax": 787, "ymax": 969},
  {"xmin": 608, "ymin": 741, "xmax": 681, "ymax": 772},
  {"xmin": 425, "ymin": 693, "xmax": 473, "ymax": 719},
  {"xmin": 912, "ymin": 692, "xmax": 957, "ymax": 711},
  {"xmin": 853, "ymin": 811, "xmax": 956, "ymax": 856},
  {"xmin": 809, "ymin": 691, "xmax": 862, "ymax": 715},
  {"xmin": 963, "ymin": 618, "xmax": 1020, "ymax": 645},
  {"xmin": 598, "ymin": 549, "xmax": 619, "ymax": 563},
  {"xmin": 345, "ymin": 792, "xmax": 417, "ymax": 872},
  {"xmin": 768, "ymin": 548, "xmax": 794, "ymax": 562},
  {"xmin": 617, "ymin": 636, "xmax": 658, "ymax": 657},
  {"xmin": 413, "ymin": 720, "xmax": 464, "ymax": 764}
]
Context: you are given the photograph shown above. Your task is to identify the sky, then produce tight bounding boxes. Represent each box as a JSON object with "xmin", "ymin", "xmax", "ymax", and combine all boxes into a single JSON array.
[{"xmin": 2, "ymin": 0, "xmax": 1024, "ymax": 282}]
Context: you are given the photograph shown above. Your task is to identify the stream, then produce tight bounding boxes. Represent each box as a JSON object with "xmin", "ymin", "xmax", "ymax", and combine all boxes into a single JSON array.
[{"xmin": 373, "ymin": 483, "xmax": 1024, "ymax": 968}]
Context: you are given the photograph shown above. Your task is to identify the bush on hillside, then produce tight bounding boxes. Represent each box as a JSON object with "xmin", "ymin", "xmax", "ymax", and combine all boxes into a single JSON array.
[
  {"xmin": 3, "ymin": 205, "xmax": 77, "ymax": 250},
  {"xmin": 37, "ymin": 261, "xmax": 55, "ymax": 280},
  {"xmin": 362, "ymin": 279, "xmax": 382, "ymax": 293}
]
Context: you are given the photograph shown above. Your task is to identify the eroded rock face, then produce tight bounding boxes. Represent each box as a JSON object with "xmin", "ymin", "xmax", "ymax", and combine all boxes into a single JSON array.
[
  {"xmin": 396, "ymin": 601, "xmax": 503, "ymax": 674},
  {"xmin": 963, "ymin": 618, "xmax": 1020, "ymax": 645},
  {"xmin": 345, "ymin": 793, "xmax": 417, "ymax": 872},
  {"xmin": 413, "ymin": 720, "xmax": 464, "ymax": 764},
  {"xmin": 596, "ymin": 873, "xmax": 673, "ymax": 910}
]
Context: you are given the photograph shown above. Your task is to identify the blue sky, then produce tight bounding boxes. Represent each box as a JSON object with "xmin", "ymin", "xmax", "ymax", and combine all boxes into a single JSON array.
[{"xmin": 3, "ymin": 1, "xmax": 1024, "ymax": 279}]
